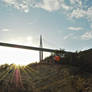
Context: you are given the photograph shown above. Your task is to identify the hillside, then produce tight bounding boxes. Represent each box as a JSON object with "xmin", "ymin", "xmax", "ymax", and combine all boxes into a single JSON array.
[{"xmin": 0, "ymin": 49, "xmax": 92, "ymax": 92}]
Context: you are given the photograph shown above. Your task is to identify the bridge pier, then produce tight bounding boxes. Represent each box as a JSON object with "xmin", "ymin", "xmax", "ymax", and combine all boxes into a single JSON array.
[{"xmin": 39, "ymin": 35, "xmax": 43, "ymax": 62}]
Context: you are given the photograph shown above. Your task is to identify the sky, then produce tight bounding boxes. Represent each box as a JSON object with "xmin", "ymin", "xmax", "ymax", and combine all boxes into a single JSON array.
[{"xmin": 0, "ymin": 0, "xmax": 92, "ymax": 65}]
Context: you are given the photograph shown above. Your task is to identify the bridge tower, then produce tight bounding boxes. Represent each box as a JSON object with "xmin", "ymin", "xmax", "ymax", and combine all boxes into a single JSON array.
[{"xmin": 39, "ymin": 35, "xmax": 43, "ymax": 62}]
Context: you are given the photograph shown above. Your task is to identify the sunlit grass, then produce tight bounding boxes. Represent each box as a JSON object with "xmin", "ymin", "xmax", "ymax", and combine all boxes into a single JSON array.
[{"xmin": 0, "ymin": 64, "xmax": 26, "ymax": 88}]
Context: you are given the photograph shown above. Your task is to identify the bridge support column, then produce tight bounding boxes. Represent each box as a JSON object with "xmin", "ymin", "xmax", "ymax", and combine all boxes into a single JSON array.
[{"xmin": 39, "ymin": 35, "xmax": 43, "ymax": 62}]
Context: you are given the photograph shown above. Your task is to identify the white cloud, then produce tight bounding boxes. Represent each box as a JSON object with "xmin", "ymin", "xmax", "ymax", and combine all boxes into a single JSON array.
[
  {"xmin": 68, "ymin": 6, "xmax": 92, "ymax": 23},
  {"xmin": 35, "ymin": 0, "xmax": 72, "ymax": 12},
  {"xmin": 81, "ymin": 31, "xmax": 92, "ymax": 40},
  {"xmin": 3, "ymin": 0, "xmax": 72, "ymax": 12},
  {"xmin": 4, "ymin": 0, "xmax": 62, "ymax": 12},
  {"xmin": 64, "ymin": 33, "xmax": 73, "ymax": 40},
  {"xmin": 70, "ymin": 0, "xmax": 82, "ymax": 6},
  {"xmin": 70, "ymin": 0, "xmax": 75, "ymax": 4},
  {"xmin": 68, "ymin": 0, "xmax": 92, "ymax": 22},
  {"xmin": 4, "ymin": 0, "xmax": 15, "ymax": 4},
  {"xmin": 86, "ymin": 7, "xmax": 92, "ymax": 21},
  {"xmin": 69, "ymin": 8, "xmax": 86, "ymax": 19},
  {"xmin": 3, "ymin": 0, "xmax": 30, "ymax": 13},
  {"xmin": 19, "ymin": 3, "xmax": 29, "ymax": 13},
  {"xmin": 1, "ymin": 28, "xmax": 9, "ymax": 32},
  {"xmin": 61, "ymin": 3, "xmax": 71, "ymax": 10},
  {"xmin": 2, "ymin": 0, "xmax": 92, "ymax": 22},
  {"xmin": 68, "ymin": 26, "xmax": 83, "ymax": 31},
  {"xmin": 35, "ymin": 0, "xmax": 62, "ymax": 12}
]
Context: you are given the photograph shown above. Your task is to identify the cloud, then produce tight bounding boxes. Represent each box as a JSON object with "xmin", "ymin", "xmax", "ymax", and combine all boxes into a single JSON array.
[
  {"xmin": 67, "ymin": 0, "xmax": 92, "ymax": 22},
  {"xmin": 86, "ymin": 7, "xmax": 92, "ymax": 21},
  {"xmin": 4, "ymin": 0, "xmax": 15, "ymax": 4},
  {"xmin": 61, "ymin": 3, "xmax": 71, "ymax": 10},
  {"xmin": 3, "ymin": 0, "xmax": 30, "ymax": 13},
  {"xmin": 4, "ymin": 0, "xmax": 62, "ymax": 12},
  {"xmin": 35, "ymin": 0, "xmax": 72, "ymax": 11},
  {"xmin": 68, "ymin": 26, "xmax": 83, "ymax": 31},
  {"xmin": 69, "ymin": 8, "xmax": 86, "ymax": 19},
  {"xmin": 1, "ymin": 28, "xmax": 9, "ymax": 32},
  {"xmin": 3, "ymin": 0, "xmax": 71, "ymax": 12},
  {"xmin": 81, "ymin": 31, "xmax": 92, "ymax": 40},
  {"xmin": 64, "ymin": 33, "xmax": 73, "ymax": 40},
  {"xmin": 35, "ymin": 0, "xmax": 62, "ymax": 12},
  {"xmin": 70, "ymin": 0, "xmax": 82, "ymax": 6},
  {"xmin": 2, "ymin": 0, "xmax": 92, "ymax": 22}
]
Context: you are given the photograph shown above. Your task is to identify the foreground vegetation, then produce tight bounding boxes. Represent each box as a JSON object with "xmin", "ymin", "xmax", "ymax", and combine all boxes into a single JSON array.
[{"xmin": 0, "ymin": 49, "xmax": 92, "ymax": 92}]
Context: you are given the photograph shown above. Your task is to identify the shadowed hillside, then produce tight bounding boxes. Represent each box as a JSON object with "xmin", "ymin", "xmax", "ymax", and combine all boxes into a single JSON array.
[{"xmin": 0, "ymin": 49, "xmax": 92, "ymax": 92}]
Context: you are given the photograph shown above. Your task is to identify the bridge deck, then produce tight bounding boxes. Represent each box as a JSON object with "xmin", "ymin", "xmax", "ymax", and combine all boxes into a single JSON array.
[{"xmin": 0, "ymin": 42, "xmax": 61, "ymax": 53}]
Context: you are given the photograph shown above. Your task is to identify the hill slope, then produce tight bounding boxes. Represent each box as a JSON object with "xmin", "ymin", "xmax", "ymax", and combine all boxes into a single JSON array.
[
  {"xmin": 0, "ymin": 63, "xmax": 92, "ymax": 92},
  {"xmin": 0, "ymin": 49, "xmax": 92, "ymax": 92}
]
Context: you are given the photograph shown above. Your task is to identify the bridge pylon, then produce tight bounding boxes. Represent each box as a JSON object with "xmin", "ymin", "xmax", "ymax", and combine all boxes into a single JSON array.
[{"xmin": 39, "ymin": 35, "xmax": 43, "ymax": 62}]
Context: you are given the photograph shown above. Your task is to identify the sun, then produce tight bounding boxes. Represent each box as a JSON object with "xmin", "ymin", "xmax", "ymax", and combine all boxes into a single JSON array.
[{"xmin": 0, "ymin": 46, "xmax": 39, "ymax": 65}]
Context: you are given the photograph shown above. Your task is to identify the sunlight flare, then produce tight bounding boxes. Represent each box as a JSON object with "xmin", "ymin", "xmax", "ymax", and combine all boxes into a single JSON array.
[{"xmin": 0, "ymin": 46, "xmax": 39, "ymax": 65}]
